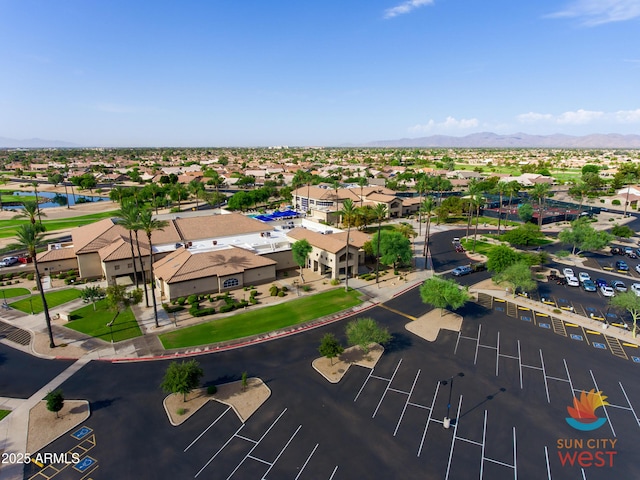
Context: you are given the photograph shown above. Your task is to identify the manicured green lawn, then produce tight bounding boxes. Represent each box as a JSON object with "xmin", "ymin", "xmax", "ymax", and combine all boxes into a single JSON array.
[
  {"xmin": 160, "ymin": 288, "xmax": 362, "ymax": 349},
  {"xmin": 0, "ymin": 410, "xmax": 9, "ymax": 421},
  {"xmin": 0, "ymin": 287, "xmax": 31, "ymax": 299},
  {"xmin": 65, "ymin": 299, "xmax": 142, "ymax": 342},
  {"xmin": 0, "ymin": 210, "xmax": 117, "ymax": 239},
  {"xmin": 460, "ymin": 238, "xmax": 494, "ymax": 256},
  {"xmin": 9, "ymin": 288, "xmax": 82, "ymax": 314}
]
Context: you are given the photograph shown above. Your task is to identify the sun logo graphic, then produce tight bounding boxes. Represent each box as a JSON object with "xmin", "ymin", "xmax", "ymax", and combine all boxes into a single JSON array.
[{"xmin": 565, "ymin": 389, "xmax": 609, "ymax": 431}]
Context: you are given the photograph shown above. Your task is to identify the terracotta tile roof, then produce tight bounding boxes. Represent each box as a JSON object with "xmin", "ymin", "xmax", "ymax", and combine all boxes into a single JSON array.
[
  {"xmin": 73, "ymin": 218, "xmax": 126, "ymax": 254},
  {"xmin": 173, "ymin": 213, "xmax": 270, "ymax": 241},
  {"xmin": 154, "ymin": 246, "xmax": 276, "ymax": 284},
  {"xmin": 330, "ymin": 230, "xmax": 370, "ymax": 248},
  {"xmin": 286, "ymin": 228, "xmax": 364, "ymax": 254},
  {"xmin": 98, "ymin": 236, "xmax": 150, "ymax": 262},
  {"xmin": 37, "ymin": 247, "xmax": 77, "ymax": 262}
]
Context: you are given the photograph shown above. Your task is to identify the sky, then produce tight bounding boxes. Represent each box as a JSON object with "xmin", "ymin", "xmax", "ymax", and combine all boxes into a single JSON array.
[{"xmin": 1, "ymin": 0, "xmax": 639, "ymax": 147}]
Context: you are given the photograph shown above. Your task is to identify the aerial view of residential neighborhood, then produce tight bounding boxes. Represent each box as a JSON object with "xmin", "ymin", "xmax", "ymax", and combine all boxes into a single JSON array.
[{"xmin": 1, "ymin": 1, "xmax": 640, "ymax": 479}]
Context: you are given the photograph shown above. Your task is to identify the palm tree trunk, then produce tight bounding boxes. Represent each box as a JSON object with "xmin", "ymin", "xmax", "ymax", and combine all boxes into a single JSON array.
[
  {"xmin": 147, "ymin": 233, "xmax": 159, "ymax": 328},
  {"xmin": 473, "ymin": 204, "xmax": 480, "ymax": 253},
  {"xmin": 128, "ymin": 231, "xmax": 140, "ymax": 289},
  {"xmin": 497, "ymin": 191, "xmax": 503, "ymax": 235},
  {"xmin": 134, "ymin": 231, "xmax": 150, "ymax": 308},
  {"xmin": 344, "ymin": 226, "xmax": 350, "ymax": 292},
  {"xmin": 375, "ymin": 220, "xmax": 382, "ymax": 284},
  {"xmin": 33, "ymin": 258, "xmax": 55, "ymax": 348}
]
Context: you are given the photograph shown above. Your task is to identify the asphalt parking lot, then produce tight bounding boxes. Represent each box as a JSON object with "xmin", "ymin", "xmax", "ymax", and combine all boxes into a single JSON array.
[{"xmin": 21, "ymin": 281, "xmax": 640, "ymax": 479}]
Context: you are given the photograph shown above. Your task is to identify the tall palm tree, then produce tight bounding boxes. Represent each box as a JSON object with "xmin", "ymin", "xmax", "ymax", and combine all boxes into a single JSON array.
[
  {"xmin": 471, "ymin": 192, "xmax": 484, "ymax": 253},
  {"xmin": 14, "ymin": 224, "xmax": 55, "ymax": 348},
  {"xmin": 530, "ymin": 183, "xmax": 551, "ymax": 228},
  {"xmin": 495, "ymin": 181, "xmax": 509, "ymax": 236},
  {"xmin": 505, "ymin": 180, "xmax": 521, "ymax": 230},
  {"xmin": 139, "ymin": 209, "xmax": 169, "ymax": 327},
  {"xmin": 340, "ymin": 199, "xmax": 356, "ymax": 292},
  {"xmin": 421, "ymin": 197, "xmax": 435, "ymax": 269},
  {"xmin": 116, "ymin": 200, "xmax": 142, "ymax": 290},
  {"xmin": 416, "ymin": 176, "xmax": 428, "ymax": 238},
  {"xmin": 373, "ymin": 203, "xmax": 387, "ymax": 284},
  {"xmin": 14, "ymin": 200, "xmax": 46, "ymax": 231},
  {"xmin": 358, "ymin": 176, "xmax": 367, "ymax": 208},
  {"xmin": 32, "ymin": 182, "xmax": 42, "ymax": 224}
]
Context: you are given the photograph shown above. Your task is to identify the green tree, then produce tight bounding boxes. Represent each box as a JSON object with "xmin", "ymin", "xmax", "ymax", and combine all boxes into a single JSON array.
[
  {"xmin": 291, "ymin": 239, "xmax": 312, "ymax": 283},
  {"xmin": 558, "ymin": 217, "xmax": 613, "ymax": 254},
  {"xmin": 611, "ymin": 224, "xmax": 634, "ymax": 239},
  {"xmin": 486, "ymin": 244, "xmax": 522, "ymax": 274},
  {"xmin": 160, "ymin": 360, "xmax": 205, "ymax": 402},
  {"xmin": 139, "ymin": 209, "xmax": 169, "ymax": 328},
  {"xmin": 13, "ymin": 224, "xmax": 55, "ymax": 348},
  {"xmin": 610, "ymin": 291, "xmax": 640, "ymax": 338},
  {"xmin": 48, "ymin": 173, "xmax": 64, "ymax": 187},
  {"xmin": 419, "ymin": 276, "xmax": 470, "ymax": 316},
  {"xmin": 13, "ymin": 200, "xmax": 46, "ymax": 231},
  {"xmin": 372, "ymin": 230, "xmax": 412, "ymax": 271},
  {"xmin": 80, "ymin": 286, "xmax": 106, "ymax": 311},
  {"xmin": 318, "ymin": 333, "xmax": 344, "ymax": 365},
  {"xmin": 530, "ymin": 183, "xmax": 551, "ymax": 227},
  {"xmin": 116, "ymin": 200, "xmax": 143, "ymax": 290},
  {"xmin": 518, "ymin": 203, "xmax": 534, "ymax": 223},
  {"xmin": 340, "ymin": 199, "xmax": 357, "ymax": 291},
  {"xmin": 494, "ymin": 262, "xmax": 536, "ymax": 297},
  {"xmin": 373, "ymin": 203, "xmax": 387, "ymax": 284},
  {"xmin": 500, "ymin": 223, "xmax": 544, "ymax": 246},
  {"xmin": 345, "ymin": 317, "xmax": 391, "ymax": 353},
  {"xmin": 45, "ymin": 389, "xmax": 64, "ymax": 418}
]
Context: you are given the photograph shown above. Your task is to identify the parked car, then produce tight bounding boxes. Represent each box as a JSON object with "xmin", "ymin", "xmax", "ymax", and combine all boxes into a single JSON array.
[
  {"xmin": 628, "ymin": 252, "xmax": 638, "ymax": 259},
  {"xmin": 624, "ymin": 247, "xmax": 634, "ymax": 256},
  {"xmin": 581, "ymin": 279, "xmax": 596, "ymax": 292},
  {"xmin": 562, "ymin": 268, "xmax": 575, "ymax": 278},
  {"xmin": 610, "ymin": 247, "xmax": 621, "ymax": 255},
  {"xmin": 595, "ymin": 278, "xmax": 608, "ymax": 288},
  {"xmin": 600, "ymin": 285, "xmax": 615, "ymax": 297},
  {"xmin": 17, "ymin": 256, "xmax": 31, "ymax": 264},
  {"xmin": 0, "ymin": 256, "xmax": 19, "ymax": 267},
  {"xmin": 578, "ymin": 272, "xmax": 591, "ymax": 283},
  {"xmin": 566, "ymin": 276, "xmax": 580, "ymax": 287},
  {"xmin": 612, "ymin": 280, "xmax": 628, "ymax": 292},
  {"xmin": 615, "ymin": 260, "xmax": 629, "ymax": 271},
  {"xmin": 451, "ymin": 265, "xmax": 472, "ymax": 277},
  {"xmin": 635, "ymin": 248, "xmax": 640, "ymax": 257},
  {"xmin": 631, "ymin": 283, "xmax": 640, "ymax": 297}
]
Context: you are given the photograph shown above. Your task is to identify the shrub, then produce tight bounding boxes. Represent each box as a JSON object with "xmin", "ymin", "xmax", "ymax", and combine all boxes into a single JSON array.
[
  {"xmin": 58, "ymin": 272, "xmax": 67, "ymax": 279},
  {"xmin": 302, "ymin": 285, "xmax": 312, "ymax": 292},
  {"xmin": 207, "ymin": 385, "xmax": 217, "ymax": 395},
  {"xmin": 249, "ymin": 297, "xmax": 258, "ymax": 304},
  {"xmin": 269, "ymin": 285, "xmax": 279, "ymax": 296},
  {"xmin": 176, "ymin": 297, "xmax": 186, "ymax": 305},
  {"xmin": 612, "ymin": 199, "xmax": 621, "ymax": 206},
  {"xmin": 187, "ymin": 294, "xmax": 199, "ymax": 305},
  {"xmin": 163, "ymin": 303, "xmax": 184, "ymax": 314},
  {"xmin": 190, "ymin": 306, "xmax": 216, "ymax": 317},
  {"xmin": 219, "ymin": 304, "xmax": 235, "ymax": 313},
  {"xmin": 4, "ymin": 273, "xmax": 12, "ymax": 279},
  {"xmin": 237, "ymin": 300, "xmax": 249, "ymax": 308},
  {"xmin": 330, "ymin": 279, "xmax": 340, "ymax": 286},
  {"xmin": 277, "ymin": 291, "xmax": 285, "ymax": 297},
  {"xmin": 176, "ymin": 408, "xmax": 186, "ymax": 416},
  {"xmin": 281, "ymin": 286, "xmax": 288, "ymax": 292},
  {"xmin": 64, "ymin": 276, "xmax": 77, "ymax": 285}
]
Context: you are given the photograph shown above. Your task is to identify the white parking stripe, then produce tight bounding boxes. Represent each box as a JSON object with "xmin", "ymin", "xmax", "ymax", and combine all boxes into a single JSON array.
[
  {"xmin": 393, "ymin": 369, "xmax": 421, "ymax": 436},
  {"xmin": 294, "ymin": 444, "xmax": 319, "ymax": 480},
  {"xmin": 185, "ymin": 406, "xmax": 231, "ymax": 452}
]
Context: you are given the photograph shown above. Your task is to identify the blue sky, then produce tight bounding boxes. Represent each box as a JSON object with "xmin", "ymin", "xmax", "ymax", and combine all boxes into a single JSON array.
[{"xmin": 1, "ymin": 0, "xmax": 639, "ymax": 147}]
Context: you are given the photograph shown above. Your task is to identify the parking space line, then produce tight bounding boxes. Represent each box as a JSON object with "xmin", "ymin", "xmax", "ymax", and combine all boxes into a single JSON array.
[
  {"xmin": 444, "ymin": 395, "xmax": 464, "ymax": 480},
  {"xmin": 258, "ymin": 425, "xmax": 302, "ymax": 480},
  {"xmin": 294, "ymin": 444, "xmax": 319, "ymax": 480},
  {"xmin": 540, "ymin": 350, "xmax": 551, "ymax": 403},
  {"xmin": 605, "ymin": 336, "xmax": 628, "ymax": 359},
  {"xmin": 354, "ymin": 368, "xmax": 375, "ymax": 402},
  {"xmin": 372, "ymin": 359, "xmax": 403, "ymax": 418},
  {"xmin": 247, "ymin": 455, "xmax": 271, "ymax": 466},
  {"xmin": 195, "ymin": 423, "xmax": 246, "ymax": 478},
  {"xmin": 589, "ymin": 371, "xmax": 615, "ymax": 438},
  {"xmin": 393, "ymin": 369, "xmax": 421, "ymax": 436},
  {"xmin": 495, "ymin": 332, "xmax": 500, "ymax": 376},
  {"xmin": 479, "ymin": 410, "xmax": 487, "ymax": 479},
  {"xmin": 185, "ymin": 406, "xmax": 232, "ymax": 452},
  {"xmin": 618, "ymin": 382, "xmax": 640, "ymax": 427},
  {"xmin": 563, "ymin": 359, "xmax": 575, "ymax": 395},
  {"xmin": 474, "ymin": 324, "xmax": 482, "ymax": 365},
  {"xmin": 544, "ymin": 446, "xmax": 552, "ymax": 480},
  {"xmin": 517, "ymin": 340, "xmax": 523, "ymax": 389},
  {"xmin": 417, "ymin": 382, "xmax": 442, "ymax": 457},
  {"xmin": 328, "ymin": 465, "xmax": 339, "ymax": 479}
]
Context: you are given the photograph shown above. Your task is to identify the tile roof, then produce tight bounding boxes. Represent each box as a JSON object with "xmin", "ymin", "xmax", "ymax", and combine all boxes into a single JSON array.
[
  {"xmin": 37, "ymin": 247, "xmax": 77, "ymax": 262},
  {"xmin": 173, "ymin": 213, "xmax": 270, "ymax": 241},
  {"xmin": 98, "ymin": 236, "xmax": 151, "ymax": 262},
  {"xmin": 286, "ymin": 228, "xmax": 365, "ymax": 254},
  {"xmin": 154, "ymin": 246, "xmax": 276, "ymax": 284}
]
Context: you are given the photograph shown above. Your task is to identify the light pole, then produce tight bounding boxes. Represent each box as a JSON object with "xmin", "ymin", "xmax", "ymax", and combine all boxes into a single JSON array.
[
  {"xmin": 441, "ymin": 372, "xmax": 464, "ymax": 429},
  {"xmin": 106, "ymin": 320, "xmax": 114, "ymax": 343},
  {"xmin": 29, "ymin": 297, "xmax": 34, "ymax": 315}
]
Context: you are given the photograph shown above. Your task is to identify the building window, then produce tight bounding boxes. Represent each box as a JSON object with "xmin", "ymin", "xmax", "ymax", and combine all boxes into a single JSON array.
[
  {"xmin": 127, "ymin": 263, "xmax": 132, "ymax": 268},
  {"xmin": 114, "ymin": 265, "xmax": 120, "ymax": 271},
  {"xmin": 223, "ymin": 278, "xmax": 239, "ymax": 288}
]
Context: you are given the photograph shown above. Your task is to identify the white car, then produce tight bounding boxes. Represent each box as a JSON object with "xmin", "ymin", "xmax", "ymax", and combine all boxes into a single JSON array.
[
  {"xmin": 566, "ymin": 276, "xmax": 580, "ymax": 287},
  {"xmin": 631, "ymin": 283, "xmax": 640, "ymax": 296},
  {"xmin": 563, "ymin": 268, "xmax": 575, "ymax": 278},
  {"xmin": 635, "ymin": 264, "xmax": 640, "ymax": 274},
  {"xmin": 578, "ymin": 272, "xmax": 591, "ymax": 283},
  {"xmin": 600, "ymin": 285, "xmax": 615, "ymax": 297},
  {"xmin": 0, "ymin": 256, "xmax": 18, "ymax": 267}
]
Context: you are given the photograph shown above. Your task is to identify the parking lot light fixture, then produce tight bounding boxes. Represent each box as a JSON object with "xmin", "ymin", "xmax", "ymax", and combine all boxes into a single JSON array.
[{"xmin": 441, "ymin": 372, "xmax": 464, "ymax": 429}]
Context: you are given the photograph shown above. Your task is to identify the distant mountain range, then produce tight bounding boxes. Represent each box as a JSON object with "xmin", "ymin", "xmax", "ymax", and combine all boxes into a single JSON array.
[
  {"xmin": 366, "ymin": 132, "xmax": 640, "ymax": 149},
  {"xmin": 0, "ymin": 137, "xmax": 80, "ymax": 149}
]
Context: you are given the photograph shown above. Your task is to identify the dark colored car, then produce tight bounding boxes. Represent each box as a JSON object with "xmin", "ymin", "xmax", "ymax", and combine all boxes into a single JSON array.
[
  {"xmin": 616, "ymin": 260, "xmax": 629, "ymax": 271},
  {"xmin": 581, "ymin": 279, "xmax": 596, "ymax": 292},
  {"xmin": 595, "ymin": 278, "xmax": 608, "ymax": 288}
]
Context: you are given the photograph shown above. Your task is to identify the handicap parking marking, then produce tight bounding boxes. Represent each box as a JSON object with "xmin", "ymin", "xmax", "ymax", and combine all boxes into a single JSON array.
[
  {"xmin": 632, "ymin": 356, "xmax": 640, "ymax": 363},
  {"xmin": 539, "ymin": 323, "xmax": 551, "ymax": 329},
  {"xmin": 585, "ymin": 306, "xmax": 597, "ymax": 313},
  {"xmin": 570, "ymin": 334, "xmax": 584, "ymax": 341},
  {"xmin": 495, "ymin": 306, "xmax": 504, "ymax": 312},
  {"xmin": 593, "ymin": 342, "xmax": 606, "ymax": 350},
  {"xmin": 73, "ymin": 456, "xmax": 97, "ymax": 473},
  {"xmin": 520, "ymin": 315, "xmax": 531, "ymax": 322},
  {"xmin": 71, "ymin": 426, "xmax": 92, "ymax": 440}
]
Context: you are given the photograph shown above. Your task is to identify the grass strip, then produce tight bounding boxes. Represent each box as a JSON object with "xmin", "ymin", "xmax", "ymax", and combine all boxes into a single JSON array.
[
  {"xmin": 0, "ymin": 410, "xmax": 9, "ymax": 421},
  {"xmin": 65, "ymin": 298, "xmax": 142, "ymax": 342},
  {"xmin": 160, "ymin": 288, "xmax": 362, "ymax": 349},
  {"xmin": 9, "ymin": 288, "xmax": 82, "ymax": 314},
  {"xmin": 0, "ymin": 287, "xmax": 31, "ymax": 299}
]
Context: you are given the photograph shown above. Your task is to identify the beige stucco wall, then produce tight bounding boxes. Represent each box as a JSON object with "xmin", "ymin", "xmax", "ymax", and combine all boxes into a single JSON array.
[
  {"xmin": 39, "ymin": 258, "xmax": 79, "ymax": 275},
  {"xmin": 77, "ymin": 253, "xmax": 103, "ymax": 279},
  {"xmin": 262, "ymin": 250, "xmax": 296, "ymax": 271},
  {"xmin": 242, "ymin": 265, "xmax": 276, "ymax": 286}
]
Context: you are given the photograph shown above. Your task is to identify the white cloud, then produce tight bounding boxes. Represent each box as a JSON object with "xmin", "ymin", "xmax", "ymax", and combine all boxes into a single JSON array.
[
  {"xmin": 384, "ymin": 0, "xmax": 435, "ymax": 19},
  {"xmin": 409, "ymin": 116, "xmax": 479, "ymax": 133},
  {"xmin": 548, "ymin": 0, "xmax": 640, "ymax": 26},
  {"xmin": 517, "ymin": 108, "xmax": 640, "ymax": 125}
]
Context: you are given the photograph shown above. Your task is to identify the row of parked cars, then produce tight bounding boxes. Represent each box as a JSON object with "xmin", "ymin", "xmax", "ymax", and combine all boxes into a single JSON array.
[
  {"xmin": 611, "ymin": 246, "xmax": 640, "ymax": 259},
  {"xmin": 562, "ymin": 268, "xmax": 640, "ymax": 297}
]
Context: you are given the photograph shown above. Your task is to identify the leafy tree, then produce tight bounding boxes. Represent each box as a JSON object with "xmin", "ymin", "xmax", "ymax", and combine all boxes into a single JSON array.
[
  {"xmin": 611, "ymin": 224, "xmax": 634, "ymax": 239},
  {"xmin": 419, "ymin": 276, "xmax": 470, "ymax": 316},
  {"xmin": 373, "ymin": 203, "xmax": 387, "ymax": 283},
  {"xmin": 500, "ymin": 223, "xmax": 544, "ymax": 246},
  {"xmin": 494, "ymin": 262, "xmax": 536, "ymax": 296},
  {"xmin": 371, "ymin": 230, "xmax": 412, "ymax": 271},
  {"xmin": 318, "ymin": 333, "xmax": 344, "ymax": 365},
  {"xmin": 291, "ymin": 239, "xmax": 312, "ymax": 283},
  {"xmin": 48, "ymin": 173, "xmax": 64, "ymax": 186},
  {"xmin": 105, "ymin": 284, "xmax": 143, "ymax": 331},
  {"xmin": 13, "ymin": 200, "xmax": 46, "ymax": 231},
  {"xmin": 558, "ymin": 217, "xmax": 613, "ymax": 254},
  {"xmin": 341, "ymin": 199, "xmax": 357, "ymax": 291},
  {"xmin": 70, "ymin": 173, "xmax": 97, "ymax": 192},
  {"xmin": 241, "ymin": 371, "xmax": 248, "ymax": 391},
  {"xmin": 610, "ymin": 292, "xmax": 640, "ymax": 338},
  {"xmin": 13, "ymin": 224, "xmax": 55, "ymax": 348},
  {"xmin": 486, "ymin": 244, "xmax": 521, "ymax": 274},
  {"xmin": 139, "ymin": 209, "xmax": 169, "ymax": 328},
  {"xmin": 346, "ymin": 317, "xmax": 391, "ymax": 353},
  {"xmin": 45, "ymin": 389, "xmax": 64, "ymax": 418},
  {"xmin": 581, "ymin": 164, "xmax": 600, "ymax": 175},
  {"xmin": 518, "ymin": 203, "xmax": 534, "ymax": 223},
  {"xmin": 80, "ymin": 286, "xmax": 106, "ymax": 311},
  {"xmin": 160, "ymin": 360, "xmax": 205, "ymax": 402}
]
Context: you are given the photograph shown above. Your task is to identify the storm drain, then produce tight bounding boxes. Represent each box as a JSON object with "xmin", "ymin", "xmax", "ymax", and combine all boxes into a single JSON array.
[{"xmin": 0, "ymin": 320, "xmax": 31, "ymax": 345}]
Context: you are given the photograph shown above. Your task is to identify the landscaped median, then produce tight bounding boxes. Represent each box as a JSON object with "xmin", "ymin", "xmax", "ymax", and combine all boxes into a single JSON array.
[
  {"xmin": 159, "ymin": 288, "xmax": 363, "ymax": 349},
  {"xmin": 65, "ymin": 298, "xmax": 142, "ymax": 342},
  {"xmin": 9, "ymin": 288, "xmax": 82, "ymax": 314}
]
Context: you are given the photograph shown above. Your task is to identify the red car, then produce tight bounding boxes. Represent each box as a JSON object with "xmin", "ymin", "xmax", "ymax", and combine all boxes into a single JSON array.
[{"xmin": 17, "ymin": 256, "xmax": 31, "ymax": 264}]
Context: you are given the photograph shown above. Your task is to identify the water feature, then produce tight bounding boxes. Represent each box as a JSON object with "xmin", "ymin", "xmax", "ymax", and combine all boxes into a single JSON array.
[{"xmin": 4, "ymin": 191, "xmax": 107, "ymax": 209}]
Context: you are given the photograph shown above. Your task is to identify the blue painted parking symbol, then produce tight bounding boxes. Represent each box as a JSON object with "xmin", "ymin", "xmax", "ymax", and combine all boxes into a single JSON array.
[
  {"xmin": 586, "ymin": 307, "xmax": 596, "ymax": 312},
  {"xmin": 570, "ymin": 334, "xmax": 583, "ymax": 341},
  {"xmin": 521, "ymin": 316, "xmax": 531, "ymax": 322},
  {"xmin": 606, "ymin": 312, "xmax": 617, "ymax": 318},
  {"xmin": 539, "ymin": 323, "xmax": 551, "ymax": 329},
  {"xmin": 74, "ymin": 456, "xmax": 96, "ymax": 472},
  {"xmin": 71, "ymin": 426, "xmax": 92, "ymax": 440},
  {"xmin": 632, "ymin": 356, "xmax": 640, "ymax": 364},
  {"xmin": 496, "ymin": 307, "xmax": 504, "ymax": 312},
  {"xmin": 593, "ymin": 343, "xmax": 606, "ymax": 349}
]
